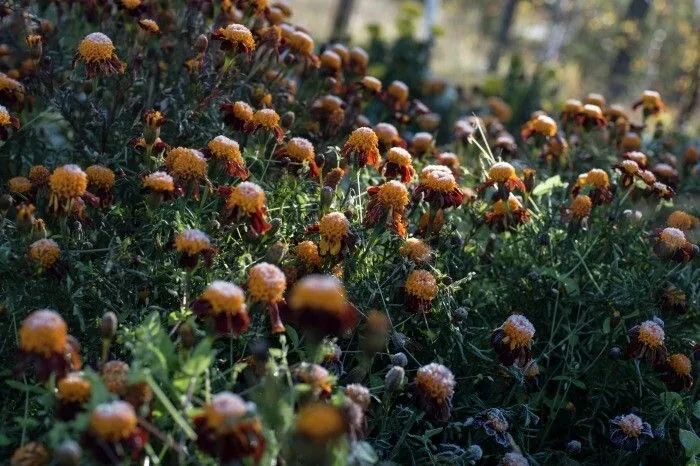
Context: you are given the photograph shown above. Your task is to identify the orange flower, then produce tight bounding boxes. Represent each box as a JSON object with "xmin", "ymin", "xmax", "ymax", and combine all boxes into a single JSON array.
[
  {"xmin": 485, "ymin": 194, "xmax": 530, "ymax": 232},
  {"xmin": 365, "ymin": 181, "xmax": 409, "ymax": 237},
  {"xmin": 223, "ymin": 181, "xmax": 272, "ymax": 236},
  {"xmin": 0, "ymin": 104, "xmax": 20, "ymax": 139},
  {"xmin": 666, "ymin": 210, "xmax": 698, "ymax": 231},
  {"xmin": 73, "ymin": 32, "xmax": 126, "ymax": 79},
  {"xmin": 220, "ymin": 101, "xmax": 254, "ymax": 131},
  {"xmin": 211, "ymin": 23, "xmax": 256, "ymax": 57},
  {"xmin": 400, "ymin": 237, "xmax": 432, "ymax": 263},
  {"xmin": 206, "ymin": 135, "xmax": 248, "ymax": 179},
  {"xmin": 627, "ymin": 319, "xmax": 667, "ymax": 364},
  {"xmin": 414, "ymin": 363, "xmax": 455, "ymax": 421},
  {"xmin": 295, "ymin": 240, "xmax": 322, "ymax": 271},
  {"xmin": 415, "ymin": 165, "xmax": 464, "ymax": 208},
  {"xmin": 287, "ymin": 274, "xmax": 357, "ymax": 338},
  {"xmin": 410, "ymin": 132, "xmax": 435, "ymax": 158},
  {"xmin": 560, "ymin": 99, "xmax": 582, "ymax": 125},
  {"xmin": 521, "ymin": 114, "xmax": 557, "ymax": 140},
  {"xmin": 491, "ymin": 314, "xmax": 535, "ymax": 367},
  {"xmin": 248, "ymin": 262, "xmax": 287, "ymax": 334},
  {"xmin": 48, "ymin": 164, "xmax": 87, "ymax": 213},
  {"xmin": 342, "ymin": 127, "xmax": 380, "ymax": 168},
  {"xmin": 404, "ymin": 269, "xmax": 437, "ymax": 313},
  {"xmin": 313, "ymin": 212, "xmax": 352, "ymax": 256},
  {"xmin": 29, "ymin": 238, "xmax": 60, "ymax": 269},
  {"xmin": 653, "ymin": 227, "xmax": 696, "ymax": 263},
  {"xmin": 632, "ymin": 90, "xmax": 664, "ymax": 117},
  {"xmin": 138, "ymin": 19, "xmax": 161, "ymax": 35},
  {"xmin": 287, "ymin": 30, "xmax": 320, "ymax": 68},
  {"xmin": 570, "ymin": 195, "xmax": 592, "ymax": 220},
  {"xmin": 174, "ymin": 228, "xmax": 216, "ymax": 268},
  {"xmin": 193, "ymin": 281, "xmax": 250, "ymax": 336},
  {"xmin": 381, "ymin": 147, "xmax": 414, "ymax": 182},
  {"xmin": 274, "ymin": 137, "xmax": 319, "ymax": 176},
  {"xmin": 244, "ymin": 108, "xmax": 284, "ymax": 141}
]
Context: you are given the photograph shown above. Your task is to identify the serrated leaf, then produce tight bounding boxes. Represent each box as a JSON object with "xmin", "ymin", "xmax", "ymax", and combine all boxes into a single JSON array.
[{"xmin": 532, "ymin": 175, "xmax": 565, "ymax": 197}]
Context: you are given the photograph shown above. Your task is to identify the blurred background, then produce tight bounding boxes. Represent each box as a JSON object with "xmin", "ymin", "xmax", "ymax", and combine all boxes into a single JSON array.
[{"xmin": 292, "ymin": 0, "xmax": 700, "ymax": 133}]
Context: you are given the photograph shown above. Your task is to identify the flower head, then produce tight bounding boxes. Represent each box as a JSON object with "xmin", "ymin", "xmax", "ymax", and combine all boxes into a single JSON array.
[
  {"xmin": 221, "ymin": 101, "xmax": 254, "ymax": 131},
  {"xmin": 570, "ymin": 195, "xmax": 592, "ymax": 220},
  {"xmin": 521, "ymin": 114, "xmax": 557, "ymax": 139},
  {"xmin": 57, "ymin": 372, "xmax": 92, "ymax": 403},
  {"xmin": 248, "ymin": 262, "xmax": 286, "ymax": 303},
  {"xmin": 143, "ymin": 171, "xmax": 175, "ymax": 193},
  {"xmin": 275, "ymin": 137, "xmax": 319, "ymax": 176},
  {"xmin": 193, "ymin": 281, "xmax": 250, "ymax": 336},
  {"xmin": 74, "ymin": 32, "xmax": 126, "ymax": 78},
  {"xmin": 212, "ymin": 23, "xmax": 255, "ymax": 56},
  {"xmin": 29, "ymin": 165, "xmax": 50, "ymax": 187},
  {"xmin": 29, "ymin": 238, "xmax": 60, "ymax": 269},
  {"xmin": 382, "ymin": 147, "xmax": 414, "ymax": 182},
  {"xmin": 628, "ymin": 319, "xmax": 667, "ymax": 364},
  {"xmin": 666, "ymin": 210, "xmax": 698, "ymax": 231},
  {"xmin": 207, "ymin": 135, "xmax": 248, "ymax": 179},
  {"xmin": 169, "ymin": 147, "xmax": 207, "ymax": 180},
  {"xmin": 20, "ymin": 309, "xmax": 67, "ymax": 356},
  {"xmin": 653, "ymin": 227, "xmax": 695, "ymax": 262},
  {"xmin": 10, "ymin": 443, "xmax": 50, "ymax": 466},
  {"xmin": 288, "ymin": 274, "xmax": 357, "ymax": 337},
  {"xmin": 342, "ymin": 127, "xmax": 380, "ymax": 168},
  {"xmin": 633, "ymin": 90, "xmax": 664, "ymax": 116},
  {"xmin": 404, "ymin": 269, "xmax": 437, "ymax": 313},
  {"xmin": 245, "ymin": 108, "xmax": 284, "ymax": 141},
  {"xmin": 344, "ymin": 384, "xmax": 371, "ymax": 411},
  {"xmin": 400, "ymin": 237, "xmax": 432, "ymax": 263},
  {"xmin": 49, "ymin": 164, "xmax": 87, "ymax": 211},
  {"xmin": 8, "ymin": 176, "xmax": 31, "ymax": 194},
  {"xmin": 138, "ymin": 18, "xmax": 161, "ymax": 35},
  {"xmin": 414, "ymin": 363, "xmax": 455, "ymax": 421},
  {"xmin": 485, "ymin": 161, "xmax": 526, "ymax": 192},
  {"xmin": 472, "ymin": 408, "xmax": 511, "ymax": 446},
  {"xmin": 415, "ymin": 165, "xmax": 463, "ymax": 208},
  {"xmin": 175, "ymin": 228, "xmax": 210, "ymax": 255},
  {"xmin": 318, "ymin": 212, "xmax": 351, "ymax": 256},
  {"xmin": 609, "ymin": 413, "xmax": 653, "ymax": 452},
  {"xmin": 295, "ymin": 403, "xmax": 346, "ymax": 444},
  {"xmin": 492, "ymin": 314, "xmax": 535, "ymax": 366},
  {"xmin": 89, "ymin": 400, "xmax": 138, "ymax": 441},
  {"xmin": 295, "ymin": 240, "xmax": 322, "ymax": 270},
  {"xmin": 410, "ymin": 132, "xmax": 434, "ymax": 157}
]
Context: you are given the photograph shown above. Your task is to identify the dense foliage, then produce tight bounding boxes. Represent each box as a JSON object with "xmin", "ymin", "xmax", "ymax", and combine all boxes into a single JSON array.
[{"xmin": 0, "ymin": 1, "xmax": 699, "ymax": 465}]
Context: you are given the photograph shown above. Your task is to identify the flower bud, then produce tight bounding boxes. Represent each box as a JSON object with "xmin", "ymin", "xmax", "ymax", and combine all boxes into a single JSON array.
[
  {"xmin": 55, "ymin": 440, "xmax": 82, "ymax": 466},
  {"xmin": 268, "ymin": 218, "xmax": 281, "ymax": 235},
  {"xmin": 265, "ymin": 241, "xmax": 288, "ymax": 264},
  {"xmin": 179, "ymin": 323, "xmax": 196, "ymax": 349},
  {"xmin": 466, "ymin": 445, "xmax": 482, "ymax": 462},
  {"xmin": 566, "ymin": 440, "xmax": 581, "ymax": 455},
  {"xmin": 320, "ymin": 186, "xmax": 334, "ymax": 209},
  {"xmin": 609, "ymin": 346, "xmax": 622, "ymax": 360},
  {"xmin": 0, "ymin": 193, "xmax": 13, "ymax": 211},
  {"xmin": 390, "ymin": 352, "xmax": 408, "ymax": 367},
  {"xmin": 611, "ymin": 310, "xmax": 621, "ymax": 327},
  {"xmin": 100, "ymin": 311, "xmax": 118, "ymax": 340},
  {"xmin": 384, "ymin": 365, "xmax": 405, "ymax": 391},
  {"xmin": 281, "ymin": 111, "xmax": 295, "ymax": 129},
  {"xmin": 315, "ymin": 153, "xmax": 326, "ymax": 169},
  {"xmin": 195, "ymin": 34, "xmax": 208, "ymax": 54}
]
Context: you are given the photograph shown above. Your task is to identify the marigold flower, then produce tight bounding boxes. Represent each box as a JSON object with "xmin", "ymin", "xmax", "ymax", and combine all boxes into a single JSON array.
[
  {"xmin": 0, "ymin": 72, "xmax": 25, "ymax": 110},
  {"xmin": 295, "ymin": 240, "xmax": 322, "ymax": 272},
  {"xmin": 212, "ymin": 23, "xmax": 256, "ymax": 57},
  {"xmin": 244, "ymin": 108, "xmax": 284, "ymax": 141},
  {"xmin": 315, "ymin": 212, "xmax": 351, "ymax": 256},
  {"xmin": 365, "ymin": 181, "xmax": 409, "ymax": 237},
  {"xmin": 560, "ymin": 99, "xmax": 582, "ymax": 125},
  {"xmin": 415, "ymin": 165, "xmax": 464, "ymax": 208},
  {"xmin": 620, "ymin": 132, "xmax": 641, "ymax": 151},
  {"xmin": 349, "ymin": 46, "xmax": 369, "ymax": 74},
  {"xmin": 74, "ymin": 32, "xmax": 126, "ymax": 79},
  {"xmin": 138, "ymin": 18, "xmax": 161, "ymax": 35},
  {"xmin": 89, "ymin": 400, "xmax": 140, "ymax": 447},
  {"xmin": 653, "ymin": 227, "xmax": 696, "ymax": 262},
  {"xmin": 294, "ymin": 362, "xmax": 333, "ymax": 400},
  {"xmin": 666, "ymin": 210, "xmax": 698, "ymax": 231},
  {"xmin": 8, "ymin": 176, "xmax": 31, "ymax": 194},
  {"xmin": 342, "ymin": 127, "xmax": 380, "ymax": 168},
  {"xmin": 482, "ymin": 161, "xmax": 527, "ymax": 194},
  {"xmin": 84, "ymin": 164, "xmax": 115, "ymax": 206},
  {"xmin": 121, "ymin": 0, "xmax": 141, "ymax": 10},
  {"xmin": 320, "ymin": 49, "xmax": 342, "ymax": 74},
  {"xmin": 206, "ymin": 135, "xmax": 248, "ymax": 179},
  {"xmin": 373, "ymin": 122, "xmax": 404, "ymax": 150},
  {"xmin": 658, "ymin": 353, "xmax": 694, "ymax": 392},
  {"xmin": 652, "ymin": 162, "xmax": 679, "ymax": 187},
  {"xmin": 576, "ymin": 104, "xmax": 606, "ymax": 128},
  {"xmin": 48, "ymin": 164, "xmax": 87, "ymax": 212},
  {"xmin": 0, "ymin": 104, "xmax": 19, "ymax": 139},
  {"xmin": 275, "ymin": 137, "xmax": 319, "ymax": 176},
  {"xmin": 18, "ymin": 309, "xmax": 81, "ymax": 381},
  {"xmin": 521, "ymin": 114, "xmax": 557, "ymax": 140},
  {"xmin": 287, "ymin": 274, "xmax": 357, "ymax": 338},
  {"xmin": 360, "ymin": 75, "xmax": 382, "ymax": 94},
  {"xmin": 29, "ymin": 238, "xmax": 60, "ymax": 269},
  {"xmin": 287, "ymin": 30, "xmax": 320, "ymax": 68},
  {"xmin": 400, "ymin": 237, "xmax": 432, "ymax": 263},
  {"xmin": 28, "ymin": 165, "xmax": 50, "ymax": 187},
  {"xmin": 223, "ymin": 181, "xmax": 271, "ymax": 236},
  {"xmin": 632, "ymin": 90, "xmax": 663, "ymax": 117},
  {"xmin": 404, "ymin": 269, "xmax": 437, "ymax": 313},
  {"xmin": 492, "ymin": 314, "xmax": 535, "ymax": 366},
  {"xmin": 10, "ymin": 443, "xmax": 49, "ymax": 466},
  {"xmin": 168, "ymin": 147, "xmax": 207, "ymax": 180},
  {"xmin": 221, "ymin": 101, "xmax": 255, "ymax": 131},
  {"xmin": 609, "ymin": 413, "xmax": 653, "ymax": 452},
  {"xmin": 570, "ymin": 195, "xmax": 592, "ymax": 221},
  {"xmin": 381, "ymin": 147, "xmax": 414, "ymax": 182},
  {"xmin": 102, "ymin": 360, "xmax": 130, "ymax": 395},
  {"xmin": 174, "ymin": 228, "xmax": 216, "ymax": 268},
  {"xmin": 485, "ymin": 194, "xmax": 530, "ymax": 232},
  {"xmin": 248, "ymin": 262, "xmax": 287, "ymax": 334},
  {"xmin": 572, "ymin": 168, "xmax": 613, "ymax": 205},
  {"xmin": 414, "ymin": 363, "xmax": 455, "ymax": 421},
  {"xmin": 627, "ymin": 319, "xmax": 667, "ymax": 364},
  {"xmin": 296, "ymin": 403, "xmax": 346, "ymax": 444},
  {"xmin": 193, "ymin": 392, "xmax": 265, "ymax": 463},
  {"xmin": 193, "ymin": 281, "xmax": 250, "ymax": 336},
  {"xmin": 541, "ymin": 135, "xmax": 568, "ymax": 164},
  {"xmin": 143, "ymin": 171, "xmax": 175, "ymax": 194},
  {"xmin": 584, "ymin": 93, "xmax": 606, "ymax": 109},
  {"xmin": 471, "ymin": 408, "xmax": 510, "ymax": 446}
]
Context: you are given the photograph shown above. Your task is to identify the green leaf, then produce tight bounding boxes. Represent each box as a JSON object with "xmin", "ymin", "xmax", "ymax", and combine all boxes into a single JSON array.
[
  {"xmin": 532, "ymin": 175, "xmax": 565, "ymax": 197},
  {"xmin": 5, "ymin": 379, "xmax": 46, "ymax": 395},
  {"xmin": 660, "ymin": 392, "xmax": 683, "ymax": 412},
  {"xmin": 693, "ymin": 401, "xmax": 700, "ymax": 420},
  {"xmin": 679, "ymin": 429, "xmax": 700, "ymax": 458}
]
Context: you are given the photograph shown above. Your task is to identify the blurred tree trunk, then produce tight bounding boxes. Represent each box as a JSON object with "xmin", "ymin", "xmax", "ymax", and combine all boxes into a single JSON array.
[
  {"xmin": 676, "ymin": 32, "xmax": 700, "ymax": 126},
  {"xmin": 541, "ymin": 0, "xmax": 577, "ymax": 62},
  {"xmin": 608, "ymin": 0, "xmax": 652, "ymax": 97},
  {"xmin": 330, "ymin": 0, "xmax": 356, "ymax": 42},
  {"xmin": 487, "ymin": 0, "xmax": 520, "ymax": 72}
]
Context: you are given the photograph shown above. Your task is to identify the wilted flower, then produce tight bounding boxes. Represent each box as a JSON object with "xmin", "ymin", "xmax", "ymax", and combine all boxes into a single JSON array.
[
  {"xmin": 620, "ymin": 132, "xmax": 641, "ymax": 151},
  {"xmin": 627, "ymin": 319, "xmax": 667, "ymax": 364},
  {"xmin": 28, "ymin": 165, "xmax": 50, "ymax": 187},
  {"xmin": 87, "ymin": 401, "xmax": 145, "ymax": 463},
  {"xmin": 193, "ymin": 281, "xmax": 250, "ymax": 336},
  {"xmin": 138, "ymin": 18, "xmax": 161, "ymax": 35},
  {"xmin": 220, "ymin": 101, "xmax": 255, "ymax": 132},
  {"xmin": 73, "ymin": 32, "xmax": 126, "ymax": 79},
  {"xmin": 404, "ymin": 269, "xmax": 438, "ymax": 313},
  {"xmin": 287, "ymin": 274, "xmax": 357, "ymax": 338},
  {"xmin": 211, "ymin": 23, "xmax": 256, "ymax": 58},
  {"xmin": 360, "ymin": 75, "xmax": 382, "ymax": 95},
  {"xmin": 222, "ymin": 181, "xmax": 272, "ymax": 236},
  {"xmin": 666, "ymin": 210, "xmax": 698, "ymax": 231},
  {"xmin": 499, "ymin": 452, "xmax": 530, "ymax": 466},
  {"xmin": 657, "ymin": 353, "xmax": 694, "ymax": 392},
  {"xmin": 652, "ymin": 227, "xmax": 696, "ymax": 263},
  {"xmin": 56, "ymin": 372, "xmax": 92, "ymax": 420},
  {"xmin": 85, "ymin": 165, "xmax": 115, "ymax": 206},
  {"xmin": 295, "ymin": 240, "xmax": 322, "ymax": 272},
  {"xmin": 384, "ymin": 80, "xmax": 409, "ymax": 111},
  {"xmin": 245, "ymin": 108, "xmax": 285, "ymax": 141},
  {"xmin": 632, "ymin": 90, "xmax": 664, "ymax": 118},
  {"xmin": 485, "ymin": 194, "xmax": 530, "ymax": 232},
  {"xmin": 572, "ymin": 168, "xmax": 613, "ymax": 205},
  {"xmin": 569, "ymin": 195, "xmax": 592, "ymax": 221},
  {"xmin": 521, "ymin": 114, "xmax": 557, "ymax": 140},
  {"xmin": 349, "ymin": 46, "xmax": 369, "ymax": 74},
  {"xmin": 414, "ymin": 363, "xmax": 455, "ymax": 421},
  {"xmin": 344, "ymin": 384, "xmax": 371, "ymax": 411},
  {"xmin": 102, "ymin": 360, "xmax": 130, "ymax": 396},
  {"xmin": 294, "ymin": 362, "xmax": 333, "ymax": 400},
  {"xmin": 609, "ymin": 413, "xmax": 653, "ymax": 452},
  {"xmin": 275, "ymin": 137, "xmax": 319, "ymax": 176},
  {"xmin": 0, "ymin": 104, "xmax": 19, "ymax": 140},
  {"xmin": 48, "ymin": 164, "xmax": 88, "ymax": 213},
  {"xmin": 287, "ymin": 30, "xmax": 320, "ymax": 68},
  {"xmin": 205, "ymin": 135, "xmax": 248, "ymax": 179},
  {"xmin": 410, "ymin": 132, "xmax": 435, "ymax": 158},
  {"xmin": 365, "ymin": 181, "xmax": 409, "ymax": 237},
  {"xmin": 491, "ymin": 314, "xmax": 535, "ymax": 366},
  {"xmin": 471, "ymin": 408, "xmax": 510, "ymax": 446},
  {"xmin": 0, "ymin": 72, "xmax": 26, "ymax": 110},
  {"xmin": 17, "ymin": 309, "xmax": 81, "ymax": 381},
  {"xmin": 8, "ymin": 176, "xmax": 31, "ymax": 195},
  {"xmin": 342, "ymin": 127, "xmax": 380, "ymax": 168},
  {"xmin": 374, "ymin": 122, "xmax": 404, "ymax": 151},
  {"xmin": 174, "ymin": 228, "xmax": 216, "ymax": 269},
  {"xmin": 584, "ymin": 93, "xmax": 606, "ymax": 109},
  {"xmin": 9, "ymin": 443, "xmax": 50, "ymax": 466},
  {"xmin": 143, "ymin": 171, "xmax": 177, "ymax": 202},
  {"xmin": 560, "ymin": 99, "xmax": 582, "ymax": 126},
  {"xmin": 248, "ymin": 262, "xmax": 287, "ymax": 334},
  {"xmin": 29, "ymin": 238, "xmax": 60, "ymax": 269},
  {"xmin": 192, "ymin": 392, "xmax": 265, "ymax": 463},
  {"xmin": 400, "ymin": 237, "xmax": 432, "ymax": 263},
  {"xmin": 415, "ymin": 165, "xmax": 464, "ymax": 208},
  {"xmin": 167, "ymin": 147, "xmax": 208, "ymax": 197},
  {"xmin": 576, "ymin": 104, "xmax": 606, "ymax": 129}
]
